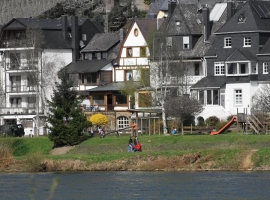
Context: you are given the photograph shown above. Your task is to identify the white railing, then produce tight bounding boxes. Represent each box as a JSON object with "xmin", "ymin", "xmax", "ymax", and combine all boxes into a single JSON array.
[{"xmin": 162, "ymin": 76, "xmax": 204, "ymax": 85}]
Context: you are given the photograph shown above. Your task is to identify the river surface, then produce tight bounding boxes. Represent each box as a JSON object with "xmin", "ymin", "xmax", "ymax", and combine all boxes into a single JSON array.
[{"xmin": 1, "ymin": 171, "xmax": 270, "ymax": 200}]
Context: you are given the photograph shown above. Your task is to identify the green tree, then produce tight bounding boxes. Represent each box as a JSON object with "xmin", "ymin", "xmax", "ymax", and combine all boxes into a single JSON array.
[
  {"xmin": 47, "ymin": 69, "xmax": 91, "ymax": 147},
  {"xmin": 144, "ymin": 0, "xmax": 151, "ymax": 5}
]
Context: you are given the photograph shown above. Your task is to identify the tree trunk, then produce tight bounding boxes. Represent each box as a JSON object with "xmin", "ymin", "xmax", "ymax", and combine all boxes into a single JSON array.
[{"xmin": 161, "ymin": 102, "xmax": 167, "ymax": 134}]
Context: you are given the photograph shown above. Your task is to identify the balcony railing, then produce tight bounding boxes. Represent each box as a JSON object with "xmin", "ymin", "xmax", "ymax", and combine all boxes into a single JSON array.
[
  {"xmin": 0, "ymin": 107, "xmax": 43, "ymax": 115},
  {"xmin": 162, "ymin": 75, "xmax": 204, "ymax": 85},
  {"xmin": 6, "ymin": 62, "xmax": 38, "ymax": 71},
  {"xmin": 83, "ymin": 104, "xmax": 118, "ymax": 112},
  {"xmin": 6, "ymin": 85, "xmax": 37, "ymax": 93}
]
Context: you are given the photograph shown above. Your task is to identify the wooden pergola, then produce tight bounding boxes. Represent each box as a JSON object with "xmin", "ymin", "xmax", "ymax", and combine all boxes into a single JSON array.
[{"xmin": 127, "ymin": 108, "xmax": 162, "ymax": 135}]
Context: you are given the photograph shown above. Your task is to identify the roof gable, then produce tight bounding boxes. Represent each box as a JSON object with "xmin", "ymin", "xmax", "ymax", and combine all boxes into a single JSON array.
[
  {"xmin": 123, "ymin": 18, "xmax": 157, "ymax": 47},
  {"xmin": 161, "ymin": 4, "xmax": 202, "ymax": 35},
  {"xmin": 216, "ymin": 1, "xmax": 270, "ymax": 34},
  {"xmin": 226, "ymin": 48, "xmax": 257, "ymax": 61},
  {"xmin": 2, "ymin": 19, "xmax": 26, "ymax": 30}
]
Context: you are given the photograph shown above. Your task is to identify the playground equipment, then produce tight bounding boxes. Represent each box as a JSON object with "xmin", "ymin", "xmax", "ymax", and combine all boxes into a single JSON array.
[
  {"xmin": 211, "ymin": 108, "xmax": 268, "ymax": 135},
  {"xmin": 210, "ymin": 116, "xmax": 237, "ymax": 135}
]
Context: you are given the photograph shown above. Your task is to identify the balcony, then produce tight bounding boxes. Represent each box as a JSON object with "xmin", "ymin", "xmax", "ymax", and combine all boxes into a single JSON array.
[
  {"xmin": 0, "ymin": 107, "xmax": 43, "ymax": 115},
  {"xmin": 162, "ymin": 76, "xmax": 204, "ymax": 85},
  {"xmin": 6, "ymin": 62, "xmax": 38, "ymax": 71},
  {"xmin": 6, "ymin": 85, "xmax": 37, "ymax": 93},
  {"xmin": 83, "ymin": 104, "xmax": 126, "ymax": 112},
  {"xmin": 0, "ymin": 39, "xmax": 33, "ymax": 48}
]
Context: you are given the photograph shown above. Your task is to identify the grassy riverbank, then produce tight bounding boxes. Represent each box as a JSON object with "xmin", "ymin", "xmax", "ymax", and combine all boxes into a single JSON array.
[{"xmin": 1, "ymin": 132, "xmax": 270, "ymax": 172}]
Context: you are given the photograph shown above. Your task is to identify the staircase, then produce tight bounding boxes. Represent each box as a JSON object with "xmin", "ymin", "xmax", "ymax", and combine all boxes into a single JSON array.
[{"xmin": 246, "ymin": 115, "xmax": 266, "ymax": 134}]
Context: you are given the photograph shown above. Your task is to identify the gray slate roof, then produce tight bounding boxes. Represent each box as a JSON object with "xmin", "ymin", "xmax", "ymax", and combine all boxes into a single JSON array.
[
  {"xmin": 135, "ymin": 18, "xmax": 157, "ymax": 40},
  {"xmin": 81, "ymin": 32, "xmax": 119, "ymax": 52},
  {"xmin": 88, "ymin": 82, "xmax": 141, "ymax": 92},
  {"xmin": 216, "ymin": 1, "xmax": 270, "ymax": 34},
  {"xmin": 191, "ymin": 76, "xmax": 227, "ymax": 89},
  {"xmin": 147, "ymin": 0, "xmax": 166, "ymax": 17},
  {"xmin": 66, "ymin": 59, "xmax": 113, "ymax": 74}
]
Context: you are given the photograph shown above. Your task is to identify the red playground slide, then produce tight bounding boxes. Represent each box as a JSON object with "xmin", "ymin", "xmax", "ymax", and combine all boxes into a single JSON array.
[{"xmin": 210, "ymin": 116, "xmax": 237, "ymax": 135}]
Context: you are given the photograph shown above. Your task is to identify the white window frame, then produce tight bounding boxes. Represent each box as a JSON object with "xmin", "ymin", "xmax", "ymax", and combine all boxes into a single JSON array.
[
  {"xmin": 183, "ymin": 36, "xmax": 189, "ymax": 49},
  {"xmin": 244, "ymin": 37, "xmax": 251, "ymax": 47},
  {"xmin": 224, "ymin": 37, "xmax": 231, "ymax": 48},
  {"xmin": 215, "ymin": 62, "xmax": 225, "ymax": 75},
  {"xmin": 234, "ymin": 89, "xmax": 242, "ymax": 106},
  {"xmin": 263, "ymin": 62, "xmax": 269, "ymax": 74},
  {"xmin": 82, "ymin": 34, "xmax": 87, "ymax": 41},
  {"xmin": 117, "ymin": 116, "xmax": 129, "ymax": 129}
]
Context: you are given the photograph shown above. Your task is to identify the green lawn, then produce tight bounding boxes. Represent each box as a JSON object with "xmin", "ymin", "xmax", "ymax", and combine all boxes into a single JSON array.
[{"xmin": 1, "ymin": 133, "xmax": 270, "ymax": 167}]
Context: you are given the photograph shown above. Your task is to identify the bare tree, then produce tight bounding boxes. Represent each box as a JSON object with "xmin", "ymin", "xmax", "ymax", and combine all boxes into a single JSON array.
[
  {"xmin": 164, "ymin": 95, "xmax": 203, "ymax": 135},
  {"xmin": 252, "ymin": 83, "xmax": 270, "ymax": 113},
  {"xmin": 149, "ymin": 30, "xmax": 190, "ymax": 134}
]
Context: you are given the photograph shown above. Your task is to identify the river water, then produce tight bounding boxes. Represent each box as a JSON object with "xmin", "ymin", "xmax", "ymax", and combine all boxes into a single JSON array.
[{"xmin": 1, "ymin": 171, "xmax": 270, "ymax": 200}]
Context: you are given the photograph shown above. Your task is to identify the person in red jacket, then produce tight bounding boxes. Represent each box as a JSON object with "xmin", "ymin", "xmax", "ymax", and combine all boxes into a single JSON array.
[{"xmin": 133, "ymin": 142, "xmax": 142, "ymax": 152}]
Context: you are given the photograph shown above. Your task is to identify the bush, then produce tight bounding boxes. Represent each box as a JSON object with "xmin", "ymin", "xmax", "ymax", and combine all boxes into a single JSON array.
[
  {"xmin": 90, "ymin": 114, "xmax": 108, "ymax": 126},
  {"xmin": 216, "ymin": 121, "xmax": 228, "ymax": 131},
  {"xmin": 205, "ymin": 116, "xmax": 220, "ymax": 127}
]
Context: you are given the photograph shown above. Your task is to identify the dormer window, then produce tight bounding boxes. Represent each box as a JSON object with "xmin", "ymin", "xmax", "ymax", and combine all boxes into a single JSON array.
[
  {"xmin": 244, "ymin": 37, "xmax": 251, "ymax": 47},
  {"xmin": 238, "ymin": 14, "xmax": 245, "ymax": 23},
  {"xmin": 183, "ymin": 36, "xmax": 189, "ymax": 49},
  {"xmin": 224, "ymin": 37, "xmax": 231, "ymax": 48},
  {"xmin": 82, "ymin": 34, "xmax": 87, "ymax": 41}
]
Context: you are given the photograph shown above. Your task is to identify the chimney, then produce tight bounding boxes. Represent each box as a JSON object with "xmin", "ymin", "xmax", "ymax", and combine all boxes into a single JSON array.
[
  {"xmin": 120, "ymin": 28, "xmax": 126, "ymax": 42},
  {"xmin": 168, "ymin": 0, "xmax": 177, "ymax": 17},
  {"xmin": 72, "ymin": 16, "xmax": 79, "ymax": 63},
  {"xmin": 61, "ymin": 15, "xmax": 68, "ymax": 41},
  {"xmin": 202, "ymin": 7, "xmax": 210, "ymax": 42},
  {"xmin": 227, "ymin": 1, "xmax": 235, "ymax": 21}
]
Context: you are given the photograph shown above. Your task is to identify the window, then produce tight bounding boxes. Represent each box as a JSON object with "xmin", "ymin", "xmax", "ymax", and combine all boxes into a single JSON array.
[
  {"xmin": 10, "ymin": 53, "xmax": 20, "ymax": 69},
  {"xmin": 10, "ymin": 98, "xmax": 22, "ymax": 108},
  {"xmin": 140, "ymin": 47, "xmax": 146, "ymax": 57},
  {"xmin": 244, "ymin": 37, "xmax": 251, "ymax": 47},
  {"xmin": 134, "ymin": 28, "xmax": 138, "ymax": 37},
  {"xmin": 127, "ymin": 48, "xmax": 132, "ymax": 57},
  {"xmin": 116, "ymin": 94, "xmax": 127, "ymax": 104},
  {"xmin": 126, "ymin": 70, "xmax": 133, "ymax": 81},
  {"xmin": 195, "ymin": 63, "xmax": 200, "ymax": 75},
  {"xmin": 28, "ymin": 97, "xmax": 36, "ymax": 108},
  {"xmin": 92, "ymin": 94, "xmax": 104, "ymax": 105},
  {"xmin": 82, "ymin": 34, "xmax": 87, "ymax": 41},
  {"xmin": 117, "ymin": 116, "xmax": 129, "ymax": 129},
  {"xmin": 199, "ymin": 90, "xmax": 204, "ymax": 104},
  {"xmin": 234, "ymin": 89, "xmax": 242, "ymax": 105},
  {"xmin": 263, "ymin": 62, "xmax": 269, "ymax": 74},
  {"xmin": 79, "ymin": 73, "xmax": 85, "ymax": 84},
  {"xmin": 86, "ymin": 73, "xmax": 97, "ymax": 83},
  {"xmin": 240, "ymin": 64, "xmax": 246, "ymax": 74},
  {"xmin": 228, "ymin": 63, "xmax": 237, "ymax": 74},
  {"xmin": 224, "ymin": 37, "xmax": 231, "ymax": 48},
  {"xmin": 10, "ymin": 76, "xmax": 21, "ymax": 92},
  {"xmin": 206, "ymin": 90, "xmax": 219, "ymax": 105},
  {"xmin": 215, "ymin": 63, "xmax": 225, "ymax": 75},
  {"xmin": 183, "ymin": 36, "xmax": 189, "ymax": 49}
]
